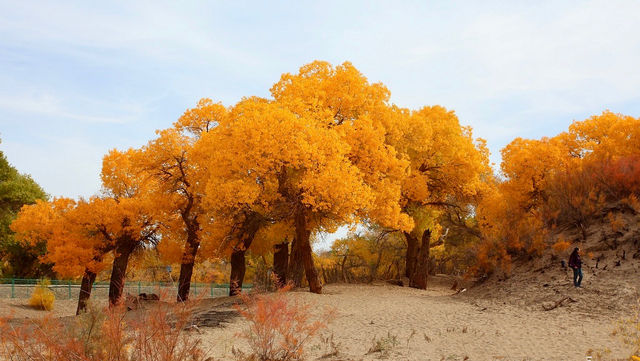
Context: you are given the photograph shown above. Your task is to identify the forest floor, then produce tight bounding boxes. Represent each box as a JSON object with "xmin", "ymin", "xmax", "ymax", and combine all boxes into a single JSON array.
[{"xmin": 2, "ymin": 278, "xmax": 634, "ymax": 361}]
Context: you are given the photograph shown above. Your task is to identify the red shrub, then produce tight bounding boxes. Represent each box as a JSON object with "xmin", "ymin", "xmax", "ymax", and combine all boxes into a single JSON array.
[
  {"xmin": 0, "ymin": 301, "xmax": 207, "ymax": 361},
  {"xmin": 234, "ymin": 285, "xmax": 335, "ymax": 361}
]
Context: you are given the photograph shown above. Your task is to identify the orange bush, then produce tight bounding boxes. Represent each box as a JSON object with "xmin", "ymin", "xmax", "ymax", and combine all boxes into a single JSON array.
[
  {"xmin": 0, "ymin": 301, "xmax": 207, "ymax": 361},
  {"xmin": 606, "ymin": 212, "xmax": 626, "ymax": 233},
  {"xmin": 601, "ymin": 155, "xmax": 640, "ymax": 197},
  {"xmin": 551, "ymin": 238, "xmax": 570, "ymax": 254},
  {"xmin": 234, "ymin": 285, "xmax": 335, "ymax": 361}
]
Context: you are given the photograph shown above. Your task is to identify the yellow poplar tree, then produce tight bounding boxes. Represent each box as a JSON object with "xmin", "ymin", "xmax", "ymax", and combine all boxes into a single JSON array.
[
  {"xmin": 390, "ymin": 106, "xmax": 490, "ymax": 289},
  {"xmin": 138, "ymin": 98, "xmax": 227, "ymax": 301},
  {"xmin": 100, "ymin": 148, "xmax": 160, "ymax": 306},
  {"xmin": 200, "ymin": 97, "xmax": 374, "ymax": 293},
  {"xmin": 270, "ymin": 61, "xmax": 415, "ymax": 283}
]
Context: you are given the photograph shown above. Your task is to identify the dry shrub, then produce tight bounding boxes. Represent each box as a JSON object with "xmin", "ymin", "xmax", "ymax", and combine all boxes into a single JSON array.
[
  {"xmin": 625, "ymin": 194, "xmax": 640, "ymax": 213},
  {"xmin": 29, "ymin": 279, "xmax": 55, "ymax": 311},
  {"xmin": 611, "ymin": 299, "xmax": 640, "ymax": 360},
  {"xmin": 233, "ymin": 284, "xmax": 334, "ymax": 361},
  {"xmin": 366, "ymin": 331, "xmax": 399, "ymax": 357},
  {"xmin": 591, "ymin": 298, "xmax": 640, "ymax": 360},
  {"xmin": 606, "ymin": 211, "xmax": 626, "ymax": 233},
  {"xmin": 0, "ymin": 299, "xmax": 208, "ymax": 361}
]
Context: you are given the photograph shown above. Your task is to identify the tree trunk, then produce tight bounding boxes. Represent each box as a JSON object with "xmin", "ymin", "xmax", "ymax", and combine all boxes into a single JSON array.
[
  {"xmin": 177, "ymin": 233, "xmax": 200, "ymax": 302},
  {"xmin": 229, "ymin": 215, "xmax": 262, "ymax": 296},
  {"xmin": 273, "ymin": 241, "xmax": 289, "ymax": 287},
  {"xmin": 288, "ymin": 237, "xmax": 305, "ymax": 287},
  {"xmin": 404, "ymin": 231, "xmax": 418, "ymax": 278},
  {"xmin": 229, "ymin": 248, "xmax": 247, "ymax": 296},
  {"xmin": 76, "ymin": 268, "xmax": 96, "ymax": 315},
  {"xmin": 108, "ymin": 243, "xmax": 134, "ymax": 307},
  {"xmin": 340, "ymin": 255, "xmax": 348, "ymax": 283},
  {"xmin": 409, "ymin": 229, "xmax": 431, "ymax": 289},
  {"xmin": 295, "ymin": 210, "xmax": 322, "ymax": 294}
]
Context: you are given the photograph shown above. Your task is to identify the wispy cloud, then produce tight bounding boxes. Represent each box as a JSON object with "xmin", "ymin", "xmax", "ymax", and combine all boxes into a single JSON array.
[
  {"xmin": 0, "ymin": 93, "xmax": 131, "ymax": 124},
  {"xmin": 0, "ymin": 0, "xmax": 639, "ymax": 200}
]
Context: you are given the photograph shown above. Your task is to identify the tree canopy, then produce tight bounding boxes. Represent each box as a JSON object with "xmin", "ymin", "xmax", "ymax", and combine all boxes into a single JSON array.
[{"xmin": 0, "ymin": 145, "xmax": 48, "ymax": 277}]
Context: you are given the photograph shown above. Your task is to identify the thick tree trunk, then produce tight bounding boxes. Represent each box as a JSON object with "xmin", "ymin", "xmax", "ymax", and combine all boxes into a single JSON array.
[
  {"xmin": 108, "ymin": 244, "xmax": 134, "ymax": 307},
  {"xmin": 229, "ymin": 215, "xmax": 262, "ymax": 296},
  {"xmin": 288, "ymin": 237, "xmax": 305, "ymax": 287},
  {"xmin": 76, "ymin": 268, "xmax": 97, "ymax": 315},
  {"xmin": 177, "ymin": 233, "xmax": 200, "ymax": 302},
  {"xmin": 229, "ymin": 248, "xmax": 247, "ymax": 296},
  {"xmin": 404, "ymin": 231, "xmax": 418, "ymax": 278},
  {"xmin": 295, "ymin": 211, "xmax": 322, "ymax": 294},
  {"xmin": 409, "ymin": 229, "xmax": 431, "ymax": 289},
  {"xmin": 273, "ymin": 241, "xmax": 289, "ymax": 287}
]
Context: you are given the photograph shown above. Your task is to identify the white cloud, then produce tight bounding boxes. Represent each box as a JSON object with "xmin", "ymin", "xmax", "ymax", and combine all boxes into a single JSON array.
[
  {"xmin": 0, "ymin": 93, "xmax": 131, "ymax": 124},
  {"xmin": 0, "ymin": 0, "xmax": 639, "ymax": 204}
]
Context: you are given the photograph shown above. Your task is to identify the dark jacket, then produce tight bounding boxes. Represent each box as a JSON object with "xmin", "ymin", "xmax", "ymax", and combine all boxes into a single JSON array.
[{"xmin": 568, "ymin": 251, "xmax": 582, "ymax": 269}]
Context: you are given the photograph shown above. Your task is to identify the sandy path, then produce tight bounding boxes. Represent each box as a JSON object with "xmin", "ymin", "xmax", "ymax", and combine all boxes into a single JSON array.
[{"xmin": 201, "ymin": 283, "xmax": 633, "ymax": 361}]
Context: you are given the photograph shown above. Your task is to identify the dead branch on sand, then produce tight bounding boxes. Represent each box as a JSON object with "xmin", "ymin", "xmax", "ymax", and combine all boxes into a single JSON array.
[{"xmin": 542, "ymin": 296, "xmax": 577, "ymax": 311}]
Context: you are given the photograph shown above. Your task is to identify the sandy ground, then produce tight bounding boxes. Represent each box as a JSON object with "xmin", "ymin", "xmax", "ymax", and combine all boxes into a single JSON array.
[
  {"xmin": 0, "ymin": 280, "xmax": 635, "ymax": 361},
  {"xmin": 198, "ymin": 281, "xmax": 634, "ymax": 361}
]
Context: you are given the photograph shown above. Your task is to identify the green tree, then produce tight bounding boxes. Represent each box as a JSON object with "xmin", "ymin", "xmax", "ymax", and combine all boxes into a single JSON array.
[{"xmin": 0, "ymin": 144, "xmax": 49, "ymax": 277}]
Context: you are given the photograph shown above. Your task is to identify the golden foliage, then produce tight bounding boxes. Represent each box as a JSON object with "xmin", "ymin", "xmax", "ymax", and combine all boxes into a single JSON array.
[{"xmin": 476, "ymin": 111, "xmax": 640, "ymax": 274}]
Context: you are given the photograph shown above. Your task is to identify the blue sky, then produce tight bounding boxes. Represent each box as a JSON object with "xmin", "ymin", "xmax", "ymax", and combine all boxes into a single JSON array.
[{"xmin": 1, "ymin": 0, "xmax": 639, "ymax": 201}]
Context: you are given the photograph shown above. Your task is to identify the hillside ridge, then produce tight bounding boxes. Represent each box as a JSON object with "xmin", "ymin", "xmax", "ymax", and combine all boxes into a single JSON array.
[{"xmin": 465, "ymin": 203, "xmax": 640, "ymax": 316}]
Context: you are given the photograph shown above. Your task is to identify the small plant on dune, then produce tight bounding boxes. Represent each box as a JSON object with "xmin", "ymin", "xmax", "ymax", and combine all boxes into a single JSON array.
[
  {"xmin": 318, "ymin": 332, "xmax": 341, "ymax": 359},
  {"xmin": 234, "ymin": 283, "xmax": 334, "ymax": 361},
  {"xmin": 29, "ymin": 279, "xmax": 55, "ymax": 311},
  {"xmin": 611, "ymin": 299, "xmax": 640, "ymax": 360},
  {"xmin": 366, "ymin": 331, "xmax": 399, "ymax": 358},
  {"xmin": 406, "ymin": 329, "xmax": 416, "ymax": 347},
  {"xmin": 0, "ymin": 299, "xmax": 208, "ymax": 361},
  {"xmin": 585, "ymin": 347, "xmax": 612, "ymax": 361}
]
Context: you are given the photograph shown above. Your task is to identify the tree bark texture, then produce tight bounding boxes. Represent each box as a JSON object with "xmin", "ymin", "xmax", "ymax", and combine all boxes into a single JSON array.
[
  {"xmin": 273, "ymin": 241, "xmax": 289, "ymax": 287},
  {"xmin": 408, "ymin": 229, "xmax": 431, "ymax": 290},
  {"xmin": 295, "ymin": 210, "xmax": 322, "ymax": 294},
  {"xmin": 229, "ymin": 248, "xmax": 247, "ymax": 296},
  {"xmin": 108, "ymin": 240, "xmax": 135, "ymax": 307},
  {"xmin": 229, "ymin": 213, "xmax": 263, "ymax": 296},
  {"xmin": 76, "ymin": 268, "xmax": 97, "ymax": 315},
  {"xmin": 287, "ymin": 237, "xmax": 305, "ymax": 287},
  {"xmin": 176, "ymin": 232, "xmax": 200, "ymax": 302},
  {"xmin": 404, "ymin": 231, "xmax": 418, "ymax": 278}
]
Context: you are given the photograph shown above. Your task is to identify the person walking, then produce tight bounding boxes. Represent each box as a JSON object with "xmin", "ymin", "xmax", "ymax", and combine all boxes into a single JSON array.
[{"xmin": 568, "ymin": 247, "xmax": 583, "ymax": 287}]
